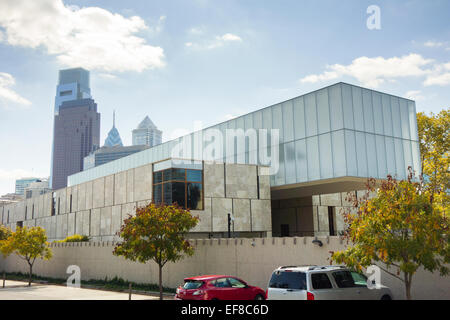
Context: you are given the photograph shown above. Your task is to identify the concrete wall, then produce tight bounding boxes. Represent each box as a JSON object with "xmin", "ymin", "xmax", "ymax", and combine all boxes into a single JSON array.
[
  {"xmin": 0, "ymin": 236, "xmax": 448, "ymax": 300},
  {"xmin": 0, "ymin": 161, "xmax": 272, "ymax": 241}
]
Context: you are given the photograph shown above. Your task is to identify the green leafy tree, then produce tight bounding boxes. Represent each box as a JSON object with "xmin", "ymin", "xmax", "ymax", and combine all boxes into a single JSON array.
[
  {"xmin": 417, "ymin": 109, "xmax": 449, "ymax": 206},
  {"xmin": 113, "ymin": 203, "xmax": 199, "ymax": 300},
  {"xmin": 0, "ymin": 225, "xmax": 11, "ymax": 241},
  {"xmin": 0, "ymin": 226, "xmax": 52, "ymax": 286},
  {"xmin": 331, "ymin": 171, "xmax": 449, "ymax": 299}
]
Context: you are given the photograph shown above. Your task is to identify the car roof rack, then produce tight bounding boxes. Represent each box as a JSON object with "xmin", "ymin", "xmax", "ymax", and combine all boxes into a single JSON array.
[
  {"xmin": 278, "ymin": 265, "xmax": 316, "ymax": 269},
  {"xmin": 307, "ymin": 265, "xmax": 346, "ymax": 271}
]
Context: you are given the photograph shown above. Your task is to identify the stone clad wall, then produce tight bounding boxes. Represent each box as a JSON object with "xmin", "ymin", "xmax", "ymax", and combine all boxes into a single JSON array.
[
  {"xmin": 0, "ymin": 162, "xmax": 272, "ymax": 241},
  {"xmin": 0, "ymin": 236, "xmax": 448, "ymax": 300}
]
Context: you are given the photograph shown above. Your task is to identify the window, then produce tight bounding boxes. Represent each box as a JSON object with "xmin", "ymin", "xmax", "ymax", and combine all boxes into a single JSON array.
[
  {"xmin": 228, "ymin": 278, "xmax": 246, "ymax": 288},
  {"xmin": 332, "ymin": 271, "xmax": 355, "ymax": 288},
  {"xmin": 183, "ymin": 280, "xmax": 204, "ymax": 290},
  {"xmin": 311, "ymin": 273, "xmax": 333, "ymax": 289},
  {"xmin": 351, "ymin": 272, "xmax": 368, "ymax": 287},
  {"xmin": 328, "ymin": 206, "xmax": 336, "ymax": 236},
  {"xmin": 213, "ymin": 278, "xmax": 231, "ymax": 288},
  {"xmin": 51, "ymin": 193, "xmax": 56, "ymax": 216},
  {"xmin": 153, "ymin": 168, "xmax": 203, "ymax": 210},
  {"xmin": 268, "ymin": 271, "xmax": 307, "ymax": 290},
  {"xmin": 69, "ymin": 194, "xmax": 72, "ymax": 213}
]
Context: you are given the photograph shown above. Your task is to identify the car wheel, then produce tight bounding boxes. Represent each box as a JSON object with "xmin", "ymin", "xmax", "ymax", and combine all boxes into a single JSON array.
[
  {"xmin": 381, "ymin": 295, "xmax": 392, "ymax": 300},
  {"xmin": 254, "ymin": 294, "xmax": 265, "ymax": 300}
]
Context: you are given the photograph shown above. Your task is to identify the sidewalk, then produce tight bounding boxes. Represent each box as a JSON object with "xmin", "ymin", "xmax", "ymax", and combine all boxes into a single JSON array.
[{"xmin": 0, "ymin": 280, "xmax": 172, "ymax": 300}]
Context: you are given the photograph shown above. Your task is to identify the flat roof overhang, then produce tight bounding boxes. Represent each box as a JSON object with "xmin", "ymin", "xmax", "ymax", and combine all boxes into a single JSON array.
[{"xmin": 270, "ymin": 176, "xmax": 377, "ymax": 200}]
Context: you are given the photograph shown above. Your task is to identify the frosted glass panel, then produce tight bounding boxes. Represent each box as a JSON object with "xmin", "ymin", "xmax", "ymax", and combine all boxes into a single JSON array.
[
  {"xmin": 376, "ymin": 135, "xmax": 387, "ymax": 178},
  {"xmin": 394, "ymin": 138, "xmax": 406, "ymax": 179},
  {"xmin": 316, "ymin": 89, "xmax": 330, "ymax": 134},
  {"xmin": 342, "ymin": 84, "xmax": 354, "ymax": 129},
  {"xmin": 355, "ymin": 131, "xmax": 368, "ymax": 177},
  {"xmin": 352, "ymin": 86, "xmax": 364, "ymax": 131},
  {"xmin": 253, "ymin": 111, "xmax": 262, "ymax": 129},
  {"xmin": 329, "ymin": 84, "xmax": 344, "ymax": 131},
  {"xmin": 399, "ymin": 99, "xmax": 410, "ymax": 140},
  {"xmin": 282, "ymin": 101, "xmax": 294, "ymax": 143},
  {"xmin": 332, "ymin": 130, "xmax": 346, "ymax": 177},
  {"xmin": 391, "ymin": 97, "xmax": 402, "ymax": 138},
  {"xmin": 274, "ymin": 143, "xmax": 285, "ymax": 185},
  {"xmin": 319, "ymin": 133, "xmax": 333, "ymax": 179},
  {"xmin": 295, "ymin": 139, "xmax": 308, "ymax": 182},
  {"xmin": 306, "ymin": 136, "xmax": 320, "ymax": 180},
  {"xmin": 408, "ymin": 101, "xmax": 418, "ymax": 141},
  {"xmin": 411, "ymin": 141, "xmax": 421, "ymax": 176},
  {"xmin": 382, "ymin": 94, "xmax": 393, "ymax": 136},
  {"xmin": 403, "ymin": 139, "xmax": 413, "ymax": 174},
  {"xmin": 272, "ymin": 104, "xmax": 283, "ymax": 142},
  {"xmin": 372, "ymin": 92, "xmax": 384, "ymax": 135},
  {"xmin": 345, "ymin": 130, "xmax": 357, "ymax": 176},
  {"xmin": 362, "ymin": 89, "xmax": 374, "ymax": 133},
  {"xmin": 293, "ymin": 96, "xmax": 306, "ymax": 139},
  {"xmin": 305, "ymin": 93, "xmax": 317, "ymax": 136},
  {"xmin": 366, "ymin": 134, "xmax": 378, "ymax": 178},
  {"xmin": 244, "ymin": 113, "xmax": 253, "ymax": 131},
  {"xmin": 284, "ymin": 141, "xmax": 296, "ymax": 184}
]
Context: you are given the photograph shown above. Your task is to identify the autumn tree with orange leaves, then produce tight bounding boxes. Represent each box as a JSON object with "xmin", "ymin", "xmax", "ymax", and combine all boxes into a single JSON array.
[
  {"xmin": 331, "ymin": 170, "xmax": 449, "ymax": 300},
  {"xmin": 113, "ymin": 203, "xmax": 199, "ymax": 300}
]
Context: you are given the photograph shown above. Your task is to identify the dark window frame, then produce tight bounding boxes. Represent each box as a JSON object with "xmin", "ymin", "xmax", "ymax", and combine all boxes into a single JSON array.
[{"xmin": 152, "ymin": 167, "xmax": 204, "ymax": 210}]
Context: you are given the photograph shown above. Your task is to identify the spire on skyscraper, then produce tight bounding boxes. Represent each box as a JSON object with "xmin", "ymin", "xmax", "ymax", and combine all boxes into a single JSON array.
[{"xmin": 104, "ymin": 110, "xmax": 123, "ymax": 147}]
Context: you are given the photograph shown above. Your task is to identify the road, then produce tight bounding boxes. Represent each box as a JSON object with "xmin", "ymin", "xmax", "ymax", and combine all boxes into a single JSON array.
[{"xmin": 0, "ymin": 280, "xmax": 172, "ymax": 300}]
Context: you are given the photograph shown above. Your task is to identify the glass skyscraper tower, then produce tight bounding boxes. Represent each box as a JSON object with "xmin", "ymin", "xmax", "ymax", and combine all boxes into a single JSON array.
[{"xmin": 50, "ymin": 68, "xmax": 100, "ymax": 190}]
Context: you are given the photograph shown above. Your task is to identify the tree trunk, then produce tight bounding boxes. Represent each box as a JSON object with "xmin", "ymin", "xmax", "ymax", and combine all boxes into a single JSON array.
[
  {"xmin": 158, "ymin": 264, "xmax": 163, "ymax": 300},
  {"xmin": 404, "ymin": 272, "xmax": 413, "ymax": 300},
  {"xmin": 28, "ymin": 263, "xmax": 33, "ymax": 287}
]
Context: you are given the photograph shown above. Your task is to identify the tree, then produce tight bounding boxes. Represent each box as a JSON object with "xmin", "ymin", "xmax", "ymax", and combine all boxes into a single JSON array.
[
  {"xmin": 417, "ymin": 109, "xmax": 449, "ymax": 206},
  {"xmin": 0, "ymin": 225, "xmax": 11, "ymax": 241},
  {"xmin": 0, "ymin": 226, "xmax": 52, "ymax": 286},
  {"xmin": 113, "ymin": 203, "xmax": 199, "ymax": 300},
  {"xmin": 331, "ymin": 171, "xmax": 449, "ymax": 300}
]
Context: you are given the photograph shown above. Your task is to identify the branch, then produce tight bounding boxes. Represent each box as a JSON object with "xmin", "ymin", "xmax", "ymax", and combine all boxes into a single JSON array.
[{"xmin": 376, "ymin": 264, "xmax": 404, "ymax": 282}]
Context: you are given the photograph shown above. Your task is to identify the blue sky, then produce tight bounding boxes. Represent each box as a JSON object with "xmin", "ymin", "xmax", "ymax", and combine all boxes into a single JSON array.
[{"xmin": 0, "ymin": 0, "xmax": 449, "ymax": 195}]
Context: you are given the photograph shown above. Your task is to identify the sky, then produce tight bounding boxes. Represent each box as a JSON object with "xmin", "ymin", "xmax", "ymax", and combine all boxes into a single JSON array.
[{"xmin": 0, "ymin": 0, "xmax": 449, "ymax": 195}]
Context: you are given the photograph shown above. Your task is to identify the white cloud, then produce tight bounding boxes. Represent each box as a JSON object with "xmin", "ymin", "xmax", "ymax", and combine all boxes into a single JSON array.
[
  {"xmin": 300, "ymin": 54, "xmax": 433, "ymax": 88},
  {"xmin": 0, "ymin": 72, "xmax": 31, "ymax": 108},
  {"xmin": 186, "ymin": 33, "xmax": 243, "ymax": 50},
  {"xmin": 424, "ymin": 41, "xmax": 444, "ymax": 48},
  {"xmin": 0, "ymin": 0, "xmax": 165, "ymax": 73},
  {"xmin": 405, "ymin": 90, "xmax": 425, "ymax": 101},
  {"xmin": 298, "ymin": 54, "xmax": 450, "ymax": 88}
]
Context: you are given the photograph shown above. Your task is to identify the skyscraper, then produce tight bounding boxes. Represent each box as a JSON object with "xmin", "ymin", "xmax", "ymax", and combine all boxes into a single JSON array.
[
  {"xmin": 104, "ymin": 111, "xmax": 123, "ymax": 147},
  {"xmin": 50, "ymin": 68, "xmax": 100, "ymax": 190},
  {"xmin": 132, "ymin": 116, "xmax": 162, "ymax": 147}
]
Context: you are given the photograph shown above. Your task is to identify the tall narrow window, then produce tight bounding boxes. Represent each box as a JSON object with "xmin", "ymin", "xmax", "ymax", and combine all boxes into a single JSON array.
[
  {"xmin": 58, "ymin": 198, "xmax": 61, "ymax": 215},
  {"xmin": 70, "ymin": 194, "xmax": 73, "ymax": 213},
  {"xmin": 32, "ymin": 204, "xmax": 35, "ymax": 219},
  {"xmin": 328, "ymin": 206, "xmax": 336, "ymax": 236},
  {"xmin": 51, "ymin": 193, "xmax": 56, "ymax": 216}
]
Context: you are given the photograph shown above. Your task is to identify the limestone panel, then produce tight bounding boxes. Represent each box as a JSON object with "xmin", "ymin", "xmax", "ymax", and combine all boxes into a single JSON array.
[
  {"xmin": 225, "ymin": 164, "xmax": 258, "ymax": 199},
  {"xmin": 90, "ymin": 209, "xmax": 101, "ymax": 237},
  {"xmin": 49, "ymin": 216, "xmax": 57, "ymax": 239},
  {"xmin": 126, "ymin": 169, "xmax": 134, "ymax": 203},
  {"xmin": 56, "ymin": 214, "xmax": 68, "ymax": 239},
  {"xmin": 250, "ymin": 199, "xmax": 271, "ymax": 232},
  {"xmin": 67, "ymin": 212, "xmax": 76, "ymax": 236},
  {"xmin": 191, "ymin": 197, "xmax": 212, "ymax": 233},
  {"xmin": 82, "ymin": 210, "xmax": 91, "ymax": 236},
  {"xmin": 43, "ymin": 193, "xmax": 52, "ymax": 218},
  {"xmin": 111, "ymin": 205, "xmax": 122, "ymax": 237},
  {"xmin": 70, "ymin": 187, "xmax": 78, "ymax": 213},
  {"xmin": 37, "ymin": 195, "xmax": 44, "ymax": 219},
  {"xmin": 204, "ymin": 162, "xmax": 225, "ymax": 198},
  {"xmin": 341, "ymin": 191, "xmax": 356, "ymax": 207},
  {"xmin": 317, "ymin": 206, "xmax": 330, "ymax": 233},
  {"xmin": 121, "ymin": 202, "xmax": 137, "ymax": 224},
  {"xmin": 85, "ymin": 181, "xmax": 93, "ymax": 210},
  {"xmin": 134, "ymin": 164, "xmax": 152, "ymax": 202},
  {"xmin": 114, "ymin": 171, "xmax": 127, "ymax": 205},
  {"xmin": 320, "ymin": 193, "xmax": 342, "ymax": 207},
  {"xmin": 77, "ymin": 183, "xmax": 86, "ymax": 211},
  {"xmin": 232, "ymin": 199, "xmax": 251, "ymax": 232},
  {"xmin": 212, "ymin": 198, "xmax": 233, "ymax": 232},
  {"xmin": 93, "ymin": 177, "xmax": 105, "ymax": 208},
  {"xmin": 66, "ymin": 187, "xmax": 73, "ymax": 213},
  {"xmin": 100, "ymin": 206, "xmax": 112, "ymax": 236},
  {"xmin": 258, "ymin": 173, "xmax": 271, "ymax": 200},
  {"xmin": 55, "ymin": 189, "xmax": 66, "ymax": 215},
  {"xmin": 104, "ymin": 175, "xmax": 115, "ymax": 206},
  {"xmin": 75, "ymin": 211, "xmax": 83, "ymax": 235}
]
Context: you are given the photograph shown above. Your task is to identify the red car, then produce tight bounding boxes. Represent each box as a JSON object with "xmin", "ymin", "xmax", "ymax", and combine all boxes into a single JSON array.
[{"xmin": 175, "ymin": 275, "xmax": 266, "ymax": 300}]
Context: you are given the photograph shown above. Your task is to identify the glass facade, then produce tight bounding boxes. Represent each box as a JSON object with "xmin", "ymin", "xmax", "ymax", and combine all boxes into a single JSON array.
[
  {"xmin": 68, "ymin": 83, "xmax": 420, "ymax": 188},
  {"xmin": 153, "ymin": 168, "xmax": 203, "ymax": 210}
]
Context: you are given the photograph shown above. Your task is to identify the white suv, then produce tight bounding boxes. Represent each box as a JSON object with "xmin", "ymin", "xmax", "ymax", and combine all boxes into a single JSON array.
[{"xmin": 267, "ymin": 265, "xmax": 393, "ymax": 300}]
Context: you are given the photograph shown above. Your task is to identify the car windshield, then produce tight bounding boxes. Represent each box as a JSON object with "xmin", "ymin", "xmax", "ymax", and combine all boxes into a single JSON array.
[
  {"xmin": 183, "ymin": 280, "xmax": 204, "ymax": 290},
  {"xmin": 269, "ymin": 271, "xmax": 307, "ymax": 290}
]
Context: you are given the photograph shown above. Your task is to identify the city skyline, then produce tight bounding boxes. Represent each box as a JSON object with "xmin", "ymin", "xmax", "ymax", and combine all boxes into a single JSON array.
[{"xmin": 0, "ymin": 0, "xmax": 449, "ymax": 195}]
